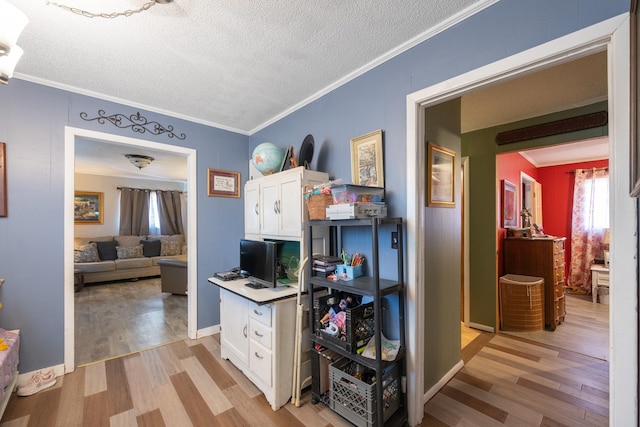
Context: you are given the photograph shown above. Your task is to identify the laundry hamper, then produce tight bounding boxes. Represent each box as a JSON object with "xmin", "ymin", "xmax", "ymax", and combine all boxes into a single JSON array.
[{"xmin": 499, "ymin": 274, "xmax": 544, "ymax": 331}]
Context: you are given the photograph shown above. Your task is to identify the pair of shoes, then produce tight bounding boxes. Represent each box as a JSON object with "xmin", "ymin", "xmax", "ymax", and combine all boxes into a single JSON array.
[{"xmin": 17, "ymin": 369, "xmax": 56, "ymax": 397}]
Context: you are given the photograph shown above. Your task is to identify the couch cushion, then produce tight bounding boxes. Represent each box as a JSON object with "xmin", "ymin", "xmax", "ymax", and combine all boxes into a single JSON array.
[
  {"xmin": 160, "ymin": 239, "xmax": 182, "ymax": 256},
  {"xmin": 74, "ymin": 236, "xmax": 113, "ymax": 249},
  {"xmin": 115, "ymin": 235, "xmax": 146, "ymax": 248},
  {"xmin": 140, "ymin": 239, "xmax": 161, "ymax": 257},
  {"xmin": 74, "ymin": 243, "xmax": 100, "ymax": 263},
  {"xmin": 92, "ymin": 240, "xmax": 118, "ymax": 261},
  {"xmin": 115, "ymin": 257, "xmax": 153, "ymax": 269},
  {"xmin": 116, "ymin": 245, "xmax": 144, "ymax": 259},
  {"xmin": 74, "ymin": 261, "xmax": 116, "ymax": 273}
]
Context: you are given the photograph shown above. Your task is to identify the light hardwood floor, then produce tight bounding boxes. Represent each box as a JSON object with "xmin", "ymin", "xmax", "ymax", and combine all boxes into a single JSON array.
[{"xmin": 0, "ymin": 294, "xmax": 607, "ymax": 426}]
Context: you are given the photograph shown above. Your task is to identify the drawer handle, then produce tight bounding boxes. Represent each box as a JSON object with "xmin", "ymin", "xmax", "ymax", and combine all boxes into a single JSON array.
[
  {"xmin": 254, "ymin": 309, "xmax": 263, "ymax": 316},
  {"xmin": 243, "ymin": 325, "xmax": 247, "ymax": 338},
  {"xmin": 254, "ymin": 352, "xmax": 264, "ymax": 359},
  {"xmin": 254, "ymin": 330, "xmax": 264, "ymax": 337},
  {"xmin": 254, "ymin": 203, "xmax": 259, "ymax": 216}
]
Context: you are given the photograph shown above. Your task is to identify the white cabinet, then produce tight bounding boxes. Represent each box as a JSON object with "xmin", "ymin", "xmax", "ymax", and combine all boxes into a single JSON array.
[
  {"xmin": 245, "ymin": 166, "xmax": 329, "ymax": 239},
  {"xmin": 219, "ymin": 288, "xmax": 298, "ymax": 410}
]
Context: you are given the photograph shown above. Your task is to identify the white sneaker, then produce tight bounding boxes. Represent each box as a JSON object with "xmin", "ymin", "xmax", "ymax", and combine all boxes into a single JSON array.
[{"xmin": 17, "ymin": 369, "xmax": 56, "ymax": 397}]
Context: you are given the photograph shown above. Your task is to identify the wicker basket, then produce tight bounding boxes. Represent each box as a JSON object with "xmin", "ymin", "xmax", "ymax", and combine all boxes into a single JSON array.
[{"xmin": 305, "ymin": 185, "xmax": 333, "ymax": 220}]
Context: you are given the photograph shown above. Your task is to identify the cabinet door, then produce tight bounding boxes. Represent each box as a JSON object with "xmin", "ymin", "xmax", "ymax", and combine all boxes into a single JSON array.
[
  {"xmin": 261, "ymin": 180, "xmax": 280, "ymax": 236},
  {"xmin": 220, "ymin": 290, "xmax": 249, "ymax": 365},
  {"xmin": 244, "ymin": 180, "xmax": 261, "ymax": 236},
  {"xmin": 278, "ymin": 174, "xmax": 303, "ymax": 237}
]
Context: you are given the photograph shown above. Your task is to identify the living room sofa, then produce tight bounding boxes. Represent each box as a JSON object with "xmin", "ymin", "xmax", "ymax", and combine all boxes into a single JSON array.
[{"xmin": 74, "ymin": 234, "xmax": 187, "ymax": 284}]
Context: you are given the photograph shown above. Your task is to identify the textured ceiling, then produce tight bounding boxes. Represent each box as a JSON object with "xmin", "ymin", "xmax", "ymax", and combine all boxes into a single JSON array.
[{"xmin": 9, "ymin": 0, "xmax": 491, "ymax": 134}]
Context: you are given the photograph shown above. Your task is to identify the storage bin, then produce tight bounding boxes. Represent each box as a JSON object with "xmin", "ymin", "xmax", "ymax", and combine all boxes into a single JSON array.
[
  {"xmin": 598, "ymin": 286, "xmax": 610, "ymax": 305},
  {"xmin": 499, "ymin": 274, "xmax": 544, "ymax": 331},
  {"xmin": 336, "ymin": 264, "xmax": 364, "ymax": 279},
  {"xmin": 314, "ymin": 292, "xmax": 375, "ymax": 353},
  {"xmin": 330, "ymin": 358, "xmax": 400, "ymax": 427},
  {"xmin": 331, "ymin": 184, "xmax": 384, "ymax": 204}
]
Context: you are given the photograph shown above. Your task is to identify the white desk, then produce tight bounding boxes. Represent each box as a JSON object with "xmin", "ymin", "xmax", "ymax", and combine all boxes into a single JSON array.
[
  {"xmin": 590, "ymin": 264, "xmax": 610, "ymax": 303},
  {"xmin": 208, "ymin": 276, "xmax": 299, "ymax": 304}
]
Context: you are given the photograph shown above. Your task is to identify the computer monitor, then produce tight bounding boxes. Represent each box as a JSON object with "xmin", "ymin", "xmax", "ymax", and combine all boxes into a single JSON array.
[{"xmin": 240, "ymin": 239, "xmax": 279, "ymax": 288}]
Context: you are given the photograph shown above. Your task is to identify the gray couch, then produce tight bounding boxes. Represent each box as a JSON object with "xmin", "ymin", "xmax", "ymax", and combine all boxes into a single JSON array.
[{"xmin": 74, "ymin": 234, "xmax": 187, "ymax": 284}]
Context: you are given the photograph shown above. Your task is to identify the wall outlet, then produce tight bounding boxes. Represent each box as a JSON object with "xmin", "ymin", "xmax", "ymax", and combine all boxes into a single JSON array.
[{"xmin": 391, "ymin": 232, "xmax": 398, "ymax": 249}]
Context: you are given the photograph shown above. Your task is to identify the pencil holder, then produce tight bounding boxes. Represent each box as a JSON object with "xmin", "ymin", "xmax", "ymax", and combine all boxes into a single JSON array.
[{"xmin": 344, "ymin": 265, "xmax": 363, "ymax": 279}]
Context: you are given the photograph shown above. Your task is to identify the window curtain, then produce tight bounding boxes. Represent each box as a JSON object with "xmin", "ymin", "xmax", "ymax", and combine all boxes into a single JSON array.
[
  {"xmin": 119, "ymin": 188, "xmax": 150, "ymax": 236},
  {"xmin": 157, "ymin": 190, "xmax": 184, "ymax": 236},
  {"xmin": 568, "ymin": 168, "xmax": 609, "ymax": 291}
]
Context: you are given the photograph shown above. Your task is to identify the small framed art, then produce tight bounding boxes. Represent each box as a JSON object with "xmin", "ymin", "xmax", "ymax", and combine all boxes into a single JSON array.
[
  {"xmin": 427, "ymin": 141, "xmax": 455, "ymax": 207},
  {"xmin": 74, "ymin": 191, "xmax": 104, "ymax": 224},
  {"xmin": 350, "ymin": 129, "xmax": 384, "ymax": 187},
  {"xmin": 502, "ymin": 180, "xmax": 518, "ymax": 227},
  {"xmin": 208, "ymin": 168, "xmax": 240, "ymax": 198}
]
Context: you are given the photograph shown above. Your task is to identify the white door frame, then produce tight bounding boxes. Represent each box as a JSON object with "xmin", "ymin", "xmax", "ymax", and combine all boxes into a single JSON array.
[
  {"xmin": 405, "ymin": 14, "xmax": 634, "ymax": 426},
  {"xmin": 63, "ymin": 127, "xmax": 198, "ymax": 371}
]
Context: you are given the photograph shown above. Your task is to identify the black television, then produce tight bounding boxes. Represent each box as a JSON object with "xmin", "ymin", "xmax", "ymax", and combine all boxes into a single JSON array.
[{"xmin": 240, "ymin": 239, "xmax": 279, "ymax": 289}]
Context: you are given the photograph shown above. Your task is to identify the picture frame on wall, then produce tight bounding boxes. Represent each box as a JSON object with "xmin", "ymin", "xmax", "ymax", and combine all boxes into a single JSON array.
[
  {"xmin": 426, "ymin": 141, "xmax": 455, "ymax": 207},
  {"xmin": 208, "ymin": 168, "xmax": 241, "ymax": 198},
  {"xmin": 350, "ymin": 129, "xmax": 384, "ymax": 187},
  {"xmin": 0, "ymin": 142, "xmax": 6, "ymax": 217},
  {"xmin": 502, "ymin": 180, "xmax": 518, "ymax": 227},
  {"xmin": 74, "ymin": 191, "xmax": 104, "ymax": 224}
]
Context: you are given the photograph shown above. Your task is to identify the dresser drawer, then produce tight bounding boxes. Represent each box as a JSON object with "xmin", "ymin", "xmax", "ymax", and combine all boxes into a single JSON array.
[
  {"xmin": 553, "ymin": 240, "xmax": 565, "ymax": 253},
  {"xmin": 249, "ymin": 303, "xmax": 272, "ymax": 327},
  {"xmin": 250, "ymin": 340, "xmax": 273, "ymax": 386},
  {"xmin": 250, "ymin": 320, "xmax": 272, "ymax": 349},
  {"xmin": 553, "ymin": 252, "xmax": 564, "ymax": 268},
  {"xmin": 554, "ymin": 266, "xmax": 565, "ymax": 284},
  {"xmin": 596, "ymin": 273, "xmax": 609, "ymax": 286},
  {"xmin": 555, "ymin": 283, "xmax": 564, "ymax": 299}
]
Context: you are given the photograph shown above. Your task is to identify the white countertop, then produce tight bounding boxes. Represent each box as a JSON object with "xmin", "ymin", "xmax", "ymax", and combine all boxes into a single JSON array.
[{"xmin": 208, "ymin": 276, "xmax": 300, "ymax": 304}]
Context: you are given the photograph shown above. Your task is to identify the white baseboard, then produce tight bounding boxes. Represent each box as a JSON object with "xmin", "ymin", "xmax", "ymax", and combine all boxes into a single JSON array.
[
  {"xmin": 196, "ymin": 324, "xmax": 220, "ymax": 339},
  {"xmin": 469, "ymin": 322, "xmax": 494, "ymax": 333},
  {"xmin": 423, "ymin": 359, "xmax": 464, "ymax": 404}
]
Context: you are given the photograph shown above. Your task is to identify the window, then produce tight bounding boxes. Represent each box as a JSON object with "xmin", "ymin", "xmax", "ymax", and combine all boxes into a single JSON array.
[
  {"xmin": 149, "ymin": 191, "xmax": 161, "ymax": 236},
  {"xmin": 582, "ymin": 175, "xmax": 609, "ymax": 229}
]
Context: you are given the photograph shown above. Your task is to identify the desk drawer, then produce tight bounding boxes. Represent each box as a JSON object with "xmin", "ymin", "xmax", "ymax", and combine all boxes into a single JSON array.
[
  {"xmin": 249, "ymin": 303, "xmax": 272, "ymax": 327},
  {"xmin": 250, "ymin": 340, "xmax": 272, "ymax": 386},
  {"xmin": 596, "ymin": 273, "xmax": 609, "ymax": 286},
  {"xmin": 250, "ymin": 320, "xmax": 272, "ymax": 349}
]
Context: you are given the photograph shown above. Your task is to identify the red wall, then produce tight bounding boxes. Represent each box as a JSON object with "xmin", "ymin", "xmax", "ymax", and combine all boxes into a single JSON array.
[
  {"xmin": 496, "ymin": 152, "xmax": 539, "ymax": 275},
  {"xmin": 537, "ymin": 159, "xmax": 609, "ymax": 281}
]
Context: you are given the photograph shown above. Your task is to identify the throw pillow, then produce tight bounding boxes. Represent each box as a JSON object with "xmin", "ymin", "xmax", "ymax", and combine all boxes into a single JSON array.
[
  {"xmin": 140, "ymin": 239, "xmax": 161, "ymax": 257},
  {"xmin": 116, "ymin": 244, "xmax": 144, "ymax": 259},
  {"xmin": 92, "ymin": 240, "xmax": 117, "ymax": 261},
  {"xmin": 160, "ymin": 239, "xmax": 182, "ymax": 256},
  {"xmin": 74, "ymin": 243, "xmax": 100, "ymax": 263}
]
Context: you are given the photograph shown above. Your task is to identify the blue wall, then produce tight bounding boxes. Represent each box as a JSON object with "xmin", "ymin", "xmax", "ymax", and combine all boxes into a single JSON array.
[
  {"xmin": 0, "ymin": 0, "xmax": 628, "ymax": 378},
  {"xmin": 0, "ymin": 80, "xmax": 248, "ymax": 372}
]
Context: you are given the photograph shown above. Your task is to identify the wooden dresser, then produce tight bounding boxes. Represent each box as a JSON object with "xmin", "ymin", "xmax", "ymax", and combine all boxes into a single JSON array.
[{"xmin": 503, "ymin": 237, "xmax": 566, "ymax": 330}]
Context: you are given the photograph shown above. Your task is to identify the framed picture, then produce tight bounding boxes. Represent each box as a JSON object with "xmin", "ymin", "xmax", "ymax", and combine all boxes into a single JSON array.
[
  {"xmin": 74, "ymin": 191, "xmax": 103, "ymax": 224},
  {"xmin": 501, "ymin": 180, "xmax": 518, "ymax": 227},
  {"xmin": 426, "ymin": 141, "xmax": 455, "ymax": 207},
  {"xmin": 208, "ymin": 168, "xmax": 240, "ymax": 198},
  {"xmin": 0, "ymin": 142, "xmax": 6, "ymax": 217},
  {"xmin": 350, "ymin": 129, "xmax": 384, "ymax": 187},
  {"xmin": 631, "ymin": 0, "xmax": 640, "ymax": 196}
]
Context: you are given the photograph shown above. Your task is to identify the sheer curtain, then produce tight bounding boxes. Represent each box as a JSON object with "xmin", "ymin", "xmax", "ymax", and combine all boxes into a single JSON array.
[
  {"xmin": 568, "ymin": 168, "xmax": 609, "ymax": 292},
  {"xmin": 118, "ymin": 188, "xmax": 150, "ymax": 236},
  {"xmin": 156, "ymin": 190, "xmax": 184, "ymax": 236}
]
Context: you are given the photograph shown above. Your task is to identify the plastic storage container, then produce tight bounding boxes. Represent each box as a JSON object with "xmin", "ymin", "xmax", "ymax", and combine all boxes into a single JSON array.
[
  {"xmin": 499, "ymin": 274, "xmax": 545, "ymax": 331},
  {"xmin": 331, "ymin": 185, "xmax": 384, "ymax": 204},
  {"xmin": 314, "ymin": 292, "xmax": 375, "ymax": 353},
  {"xmin": 598, "ymin": 286, "xmax": 609, "ymax": 305}
]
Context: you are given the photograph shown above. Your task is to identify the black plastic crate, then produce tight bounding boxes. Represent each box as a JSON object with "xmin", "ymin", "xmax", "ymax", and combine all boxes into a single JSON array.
[
  {"xmin": 314, "ymin": 292, "xmax": 375, "ymax": 353},
  {"xmin": 330, "ymin": 358, "xmax": 400, "ymax": 427}
]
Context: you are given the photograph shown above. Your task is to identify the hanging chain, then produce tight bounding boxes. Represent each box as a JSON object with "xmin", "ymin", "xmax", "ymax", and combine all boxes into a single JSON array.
[{"xmin": 45, "ymin": 1, "xmax": 161, "ymax": 19}]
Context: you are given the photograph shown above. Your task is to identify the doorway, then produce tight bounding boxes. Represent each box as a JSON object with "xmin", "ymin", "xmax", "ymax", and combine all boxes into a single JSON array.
[
  {"xmin": 405, "ymin": 16, "xmax": 634, "ymax": 426},
  {"xmin": 64, "ymin": 127, "xmax": 198, "ymax": 372}
]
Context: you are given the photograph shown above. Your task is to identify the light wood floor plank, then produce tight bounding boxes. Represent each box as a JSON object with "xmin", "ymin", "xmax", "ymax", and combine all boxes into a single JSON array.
[
  {"xmin": 153, "ymin": 382, "xmax": 193, "ymax": 427},
  {"xmin": 122, "ymin": 353, "xmax": 158, "ymax": 416},
  {"xmin": 84, "ymin": 362, "xmax": 107, "ymax": 397},
  {"xmin": 180, "ymin": 355, "xmax": 233, "ymax": 415},
  {"xmin": 221, "ymin": 385, "xmax": 279, "ymax": 427},
  {"xmin": 109, "ymin": 409, "xmax": 137, "ymax": 427},
  {"xmin": 104, "ymin": 357, "xmax": 133, "ymax": 416},
  {"xmin": 139, "ymin": 346, "xmax": 171, "ymax": 388},
  {"xmin": 189, "ymin": 343, "xmax": 237, "ymax": 390},
  {"xmin": 169, "ymin": 371, "xmax": 218, "ymax": 426}
]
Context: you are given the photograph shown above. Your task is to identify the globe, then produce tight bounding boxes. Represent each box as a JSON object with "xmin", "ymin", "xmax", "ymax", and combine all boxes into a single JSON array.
[{"xmin": 252, "ymin": 142, "xmax": 285, "ymax": 175}]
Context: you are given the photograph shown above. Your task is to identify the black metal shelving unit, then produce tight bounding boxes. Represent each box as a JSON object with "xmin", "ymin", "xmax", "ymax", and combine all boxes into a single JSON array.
[{"xmin": 307, "ymin": 217, "xmax": 407, "ymax": 427}]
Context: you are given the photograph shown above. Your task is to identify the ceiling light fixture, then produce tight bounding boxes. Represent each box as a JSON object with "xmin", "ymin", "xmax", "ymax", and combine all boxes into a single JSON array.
[
  {"xmin": 0, "ymin": 0, "xmax": 28, "ymax": 84},
  {"xmin": 125, "ymin": 154, "xmax": 155, "ymax": 170},
  {"xmin": 46, "ymin": 0, "xmax": 173, "ymax": 19}
]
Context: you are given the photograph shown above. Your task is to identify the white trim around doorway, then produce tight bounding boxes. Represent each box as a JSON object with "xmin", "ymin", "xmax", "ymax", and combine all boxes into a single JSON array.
[
  {"xmin": 64, "ymin": 127, "xmax": 198, "ymax": 372},
  {"xmin": 405, "ymin": 13, "xmax": 633, "ymax": 426}
]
